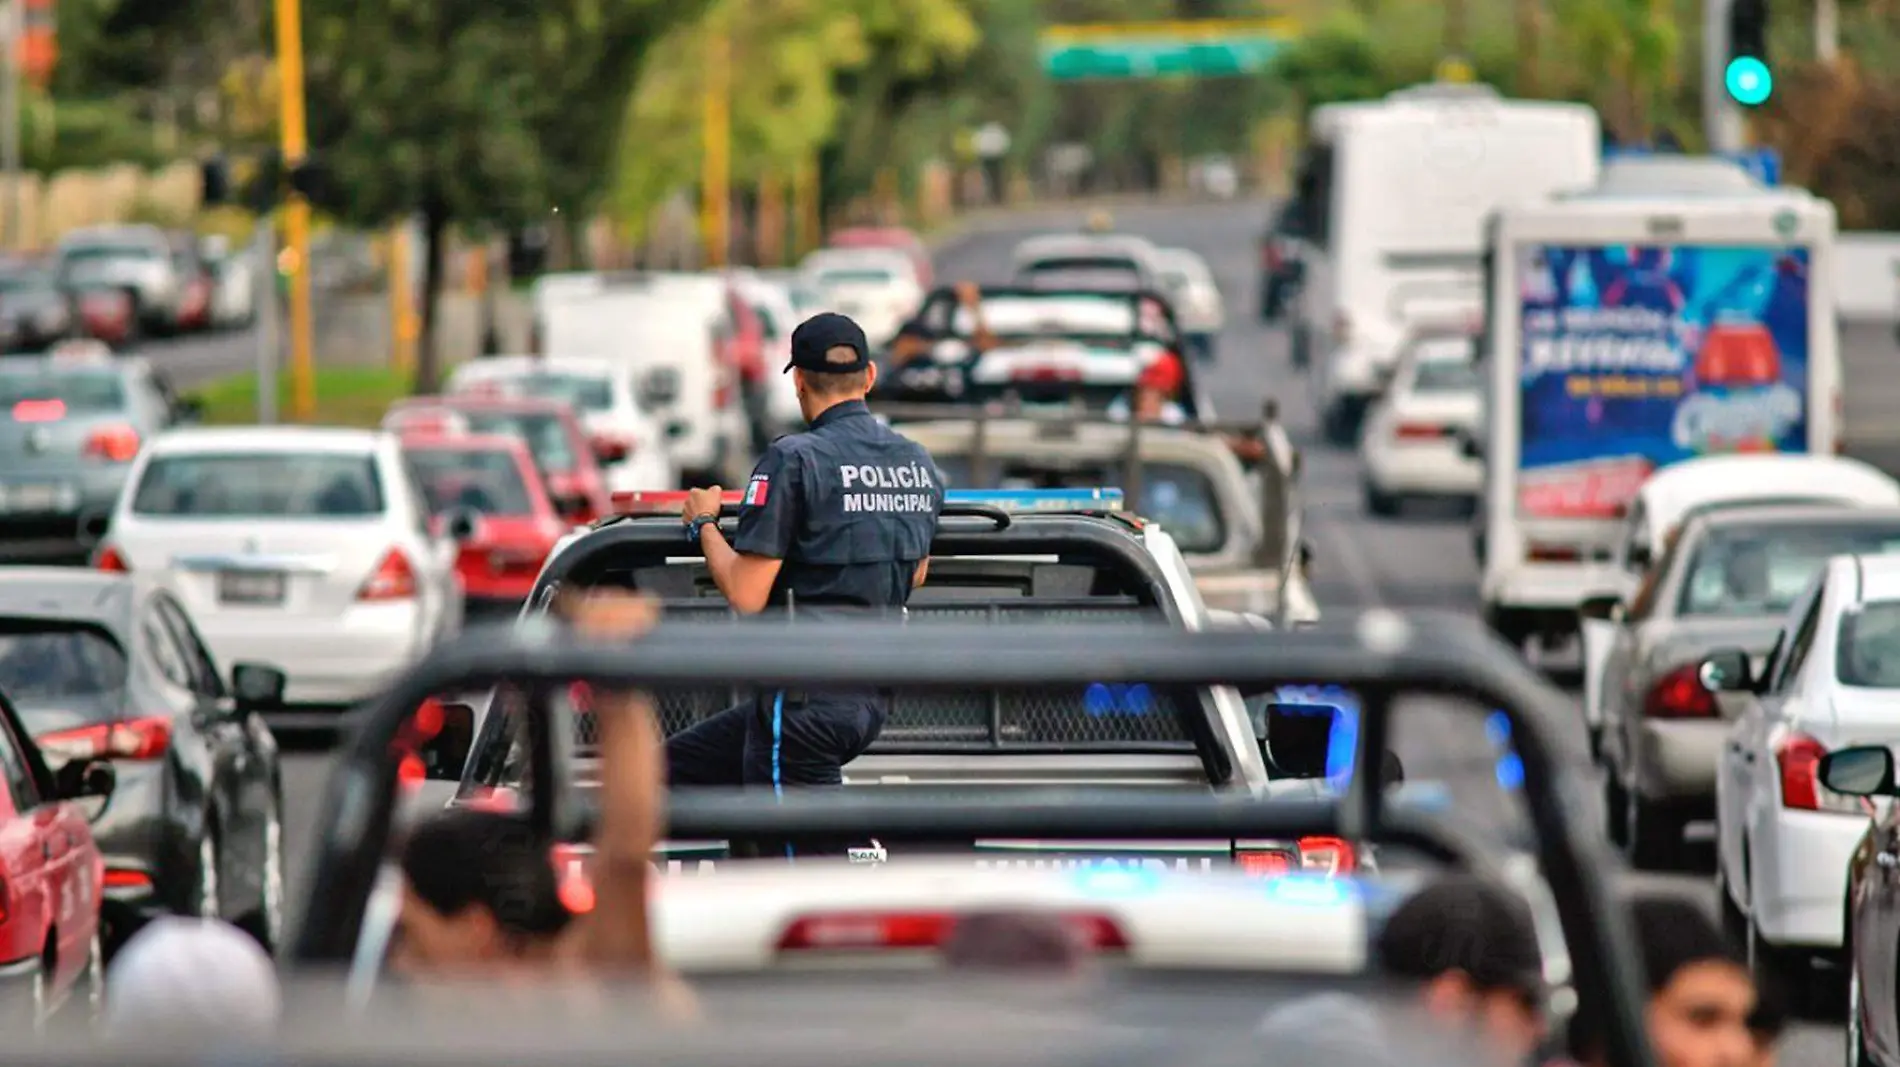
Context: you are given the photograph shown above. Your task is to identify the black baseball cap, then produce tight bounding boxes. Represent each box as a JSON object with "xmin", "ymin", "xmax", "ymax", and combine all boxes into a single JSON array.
[{"xmin": 786, "ymin": 312, "xmax": 871, "ymax": 373}]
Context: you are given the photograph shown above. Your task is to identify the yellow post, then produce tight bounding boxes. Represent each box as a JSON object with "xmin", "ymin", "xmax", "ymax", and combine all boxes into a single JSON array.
[
  {"xmin": 700, "ymin": 12, "xmax": 731, "ymax": 269},
  {"xmin": 388, "ymin": 223, "xmax": 416, "ymax": 374},
  {"xmin": 274, "ymin": 0, "xmax": 315, "ymax": 420}
]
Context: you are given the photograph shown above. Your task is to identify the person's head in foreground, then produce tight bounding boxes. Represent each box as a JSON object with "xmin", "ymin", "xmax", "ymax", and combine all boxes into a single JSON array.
[
  {"xmin": 104, "ymin": 917, "xmax": 280, "ymax": 1039},
  {"xmin": 787, "ymin": 312, "xmax": 878, "ymax": 422},
  {"xmin": 1571, "ymin": 893, "xmax": 1759, "ymax": 1067},
  {"xmin": 391, "ymin": 806, "xmax": 571, "ymax": 974},
  {"xmin": 1375, "ymin": 873, "xmax": 1548, "ymax": 1062}
]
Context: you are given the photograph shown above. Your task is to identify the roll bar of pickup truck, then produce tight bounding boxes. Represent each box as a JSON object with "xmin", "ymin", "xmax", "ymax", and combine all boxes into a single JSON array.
[
  {"xmin": 291, "ymin": 616, "xmax": 1652, "ymax": 1067},
  {"xmin": 872, "ymin": 397, "xmax": 1299, "ymax": 572}
]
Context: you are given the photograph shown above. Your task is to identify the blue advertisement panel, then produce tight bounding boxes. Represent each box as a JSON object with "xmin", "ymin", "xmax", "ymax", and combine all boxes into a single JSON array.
[{"xmin": 1516, "ymin": 244, "xmax": 1810, "ymax": 519}]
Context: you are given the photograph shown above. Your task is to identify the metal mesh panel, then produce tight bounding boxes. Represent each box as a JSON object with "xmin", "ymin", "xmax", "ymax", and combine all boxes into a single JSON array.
[{"xmin": 562, "ymin": 601, "xmax": 1187, "ymax": 750}]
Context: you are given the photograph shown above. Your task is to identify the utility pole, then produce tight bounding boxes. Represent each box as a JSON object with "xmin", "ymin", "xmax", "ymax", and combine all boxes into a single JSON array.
[
  {"xmin": 701, "ymin": 9, "xmax": 730, "ymax": 269},
  {"xmin": 1702, "ymin": 0, "xmax": 1747, "ymax": 154},
  {"xmin": 0, "ymin": 0, "xmax": 22, "ymax": 251},
  {"xmin": 1815, "ymin": 0, "xmax": 1838, "ymax": 62},
  {"xmin": 274, "ymin": 0, "xmax": 315, "ymax": 420}
]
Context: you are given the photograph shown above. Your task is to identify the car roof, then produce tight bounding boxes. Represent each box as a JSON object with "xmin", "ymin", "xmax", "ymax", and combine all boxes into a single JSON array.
[
  {"xmin": 400, "ymin": 432, "xmax": 532, "ymax": 457},
  {"xmin": 1690, "ymin": 504, "xmax": 1900, "ymax": 531},
  {"xmin": 0, "ymin": 567, "xmax": 139, "ymax": 627},
  {"xmin": 1846, "ymin": 554, "xmax": 1900, "ymax": 603},
  {"xmin": 802, "ymin": 247, "xmax": 912, "ymax": 269},
  {"xmin": 1641, "ymin": 455, "xmax": 1900, "ymax": 531},
  {"xmin": 150, "ymin": 425, "xmax": 388, "ymax": 455}
]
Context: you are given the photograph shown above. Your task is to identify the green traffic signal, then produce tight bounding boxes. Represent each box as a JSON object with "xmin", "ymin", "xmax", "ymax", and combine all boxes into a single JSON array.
[{"xmin": 1724, "ymin": 56, "xmax": 1772, "ymax": 106}]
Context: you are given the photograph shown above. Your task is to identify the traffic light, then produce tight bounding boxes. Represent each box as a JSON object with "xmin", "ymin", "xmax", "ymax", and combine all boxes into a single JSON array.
[{"xmin": 1725, "ymin": 0, "xmax": 1772, "ymax": 107}]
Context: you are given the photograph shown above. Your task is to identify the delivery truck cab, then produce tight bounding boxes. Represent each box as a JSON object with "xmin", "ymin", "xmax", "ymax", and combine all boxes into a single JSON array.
[{"xmin": 1472, "ymin": 161, "xmax": 1843, "ymax": 651}]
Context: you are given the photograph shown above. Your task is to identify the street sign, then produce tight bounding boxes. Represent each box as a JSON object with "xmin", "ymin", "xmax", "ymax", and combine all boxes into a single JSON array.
[{"xmin": 1039, "ymin": 18, "xmax": 1296, "ymax": 81}]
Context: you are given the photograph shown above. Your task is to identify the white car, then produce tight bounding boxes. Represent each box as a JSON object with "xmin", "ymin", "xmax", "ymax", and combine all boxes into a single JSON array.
[
  {"xmin": 1151, "ymin": 247, "xmax": 1224, "ymax": 361},
  {"xmin": 799, "ymin": 248, "xmax": 922, "ymax": 345},
  {"xmin": 728, "ymin": 273, "xmax": 805, "ymax": 435},
  {"xmin": 1712, "ymin": 551, "xmax": 1900, "ymax": 990},
  {"xmin": 93, "ymin": 426, "xmax": 465, "ymax": 709},
  {"xmin": 444, "ymin": 355, "xmax": 679, "ymax": 495},
  {"xmin": 1359, "ymin": 333, "xmax": 1483, "ymax": 517}
]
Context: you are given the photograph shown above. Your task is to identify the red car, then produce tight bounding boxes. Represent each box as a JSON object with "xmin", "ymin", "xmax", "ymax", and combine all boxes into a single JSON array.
[
  {"xmin": 67, "ymin": 285, "xmax": 134, "ymax": 346},
  {"xmin": 383, "ymin": 395, "xmax": 612, "ymax": 525},
  {"xmin": 0, "ymin": 685, "xmax": 110, "ymax": 1025},
  {"xmin": 401, "ymin": 433, "xmax": 566, "ymax": 619},
  {"xmin": 827, "ymin": 226, "xmax": 932, "ymax": 287}
]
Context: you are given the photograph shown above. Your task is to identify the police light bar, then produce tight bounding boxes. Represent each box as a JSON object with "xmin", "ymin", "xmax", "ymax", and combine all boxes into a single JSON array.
[
  {"xmin": 945, "ymin": 488, "xmax": 1122, "ymax": 513},
  {"xmin": 613, "ymin": 490, "xmax": 743, "ymax": 516}
]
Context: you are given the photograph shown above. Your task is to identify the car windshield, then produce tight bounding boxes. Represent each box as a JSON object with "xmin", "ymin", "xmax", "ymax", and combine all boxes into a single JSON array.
[
  {"xmin": 131, "ymin": 453, "xmax": 386, "ymax": 518},
  {"xmin": 931, "ymin": 458, "xmax": 1224, "ymax": 555},
  {"xmin": 0, "ymin": 622, "xmax": 128, "ymax": 706},
  {"xmin": 406, "ymin": 447, "xmax": 535, "ymax": 516},
  {"xmin": 62, "ymin": 244, "xmax": 159, "ymax": 263},
  {"xmin": 0, "ymin": 369, "xmax": 126, "ymax": 414},
  {"xmin": 1410, "ymin": 345, "xmax": 1480, "ymax": 394},
  {"xmin": 955, "ymin": 296, "xmax": 1135, "ymax": 337},
  {"xmin": 816, "ymin": 268, "xmax": 896, "ymax": 287},
  {"xmin": 457, "ymin": 410, "xmax": 579, "ymax": 472},
  {"xmin": 471, "ymin": 372, "xmax": 614, "ymax": 413},
  {"xmin": 1679, "ymin": 523, "xmax": 1900, "ymax": 617},
  {"xmin": 0, "ymin": 270, "xmax": 56, "ymax": 292},
  {"xmin": 1020, "ymin": 259, "xmax": 1143, "ymax": 290}
]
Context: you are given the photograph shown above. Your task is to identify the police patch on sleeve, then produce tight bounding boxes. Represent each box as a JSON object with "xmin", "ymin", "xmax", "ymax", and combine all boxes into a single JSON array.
[{"xmin": 743, "ymin": 474, "xmax": 770, "ymax": 507}]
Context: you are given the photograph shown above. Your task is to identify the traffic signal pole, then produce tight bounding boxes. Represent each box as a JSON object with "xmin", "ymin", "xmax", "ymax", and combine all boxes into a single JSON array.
[
  {"xmin": 274, "ymin": 0, "xmax": 315, "ymax": 420},
  {"xmin": 1702, "ymin": 0, "xmax": 1746, "ymax": 153}
]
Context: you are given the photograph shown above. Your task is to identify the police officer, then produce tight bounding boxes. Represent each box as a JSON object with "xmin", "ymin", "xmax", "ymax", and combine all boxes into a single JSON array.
[{"xmin": 672, "ymin": 311, "xmax": 943, "ymax": 800}]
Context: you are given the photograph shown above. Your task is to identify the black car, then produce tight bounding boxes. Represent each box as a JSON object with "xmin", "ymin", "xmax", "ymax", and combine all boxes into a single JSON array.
[{"xmin": 0, "ymin": 568, "xmax": 288, "ymax": 955}]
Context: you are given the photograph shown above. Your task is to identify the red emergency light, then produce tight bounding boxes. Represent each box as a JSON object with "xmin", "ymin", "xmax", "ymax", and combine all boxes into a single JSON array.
[{"xmin": 611, "ymin": 490, "xmax": 743, "ymax": 516}]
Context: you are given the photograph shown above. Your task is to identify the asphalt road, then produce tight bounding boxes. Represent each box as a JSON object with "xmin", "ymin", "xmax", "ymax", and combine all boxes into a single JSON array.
[{"xmin": 241, "ymin": 200, "xmax": 1866, "ymax": 1063}]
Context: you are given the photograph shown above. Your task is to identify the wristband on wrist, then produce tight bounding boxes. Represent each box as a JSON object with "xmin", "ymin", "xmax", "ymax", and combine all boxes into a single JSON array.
[{"xmin": 686, "ymin": 514, "xmax": 718, "ymax": 542}]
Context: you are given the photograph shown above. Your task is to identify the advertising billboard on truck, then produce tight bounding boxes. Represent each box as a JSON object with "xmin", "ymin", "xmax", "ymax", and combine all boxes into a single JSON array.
[{"xmin": 1515, "ymin": 243, "xmax": 1811, "ymax": 519}]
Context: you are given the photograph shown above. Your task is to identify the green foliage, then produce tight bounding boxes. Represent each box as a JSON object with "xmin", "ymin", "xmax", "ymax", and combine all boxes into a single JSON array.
[{"xmin": 22, "ymin": 95, "xmax": 170, "ymax": 172}]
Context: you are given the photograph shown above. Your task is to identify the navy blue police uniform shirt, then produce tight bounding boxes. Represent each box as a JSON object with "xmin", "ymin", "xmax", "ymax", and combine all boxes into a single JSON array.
[{"xmin": 730, "ymin": 399, "xmax": 943, "ymax": 620}]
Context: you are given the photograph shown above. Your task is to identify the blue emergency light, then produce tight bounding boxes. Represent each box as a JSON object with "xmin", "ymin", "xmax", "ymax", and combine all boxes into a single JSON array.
[{"xmin": 944, "ymin": 488, "xmax": 1123, "ymax": 513}]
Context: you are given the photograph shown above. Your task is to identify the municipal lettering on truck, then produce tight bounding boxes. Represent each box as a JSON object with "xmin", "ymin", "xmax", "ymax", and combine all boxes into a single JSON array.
[{"xmin": 1474, "ymin": 170, "xmax": 1843, "ymax": 651}]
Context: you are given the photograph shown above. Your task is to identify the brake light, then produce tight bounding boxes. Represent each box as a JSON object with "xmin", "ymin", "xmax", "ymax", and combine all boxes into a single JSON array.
[
  {"xmin": 1643, "ymin": 663, "xmax": 1717, "ymax": 719},
  {"xmin": 1297, "ymin": 836, "xmax": 1357, "ymax": 876},
  {"xmin": 1526, "ymin": 542, "xmax": 1580, "ymax": 563},
  {"xmin": 93, "ymin": 544, "xmax": 129, "ymax": 572},
  {"xmin": 1392, "ymin": 422, "xmax": 1445, "ymax": 442},
  {"xmin": 11, "ymin": 398, "xmax": 64, "ymax": 422},
  {"xmin": 1010, "ymin": 366, "xmax": 1083, "ymax": 383},
  {"xmin": 775, "ymin": 911, "xmax": 1128, "ymax": 953},
  {"xmin": 39, "ymin": 715, "xmax": 173, "ymax": 761},
  {"xmin": 103, "ymin": 869, "xmax": 151, "ymax": 890},
  {"xmin": 1234, "ymin": 848, "xmax": 1295, "ymax": 876},
  {"xmin": 83, "ymin": 424, "xmax": 140, "ymax": 462},
  {"xmin": 357, "ymin": 548, "xmax": 418, "ymax": 601}
]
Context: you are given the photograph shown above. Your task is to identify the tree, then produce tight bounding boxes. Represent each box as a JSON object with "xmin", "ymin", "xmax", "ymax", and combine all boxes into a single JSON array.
[{"xmin": 299, "ymin": 0, "xmax": 707, "ymax": 390}]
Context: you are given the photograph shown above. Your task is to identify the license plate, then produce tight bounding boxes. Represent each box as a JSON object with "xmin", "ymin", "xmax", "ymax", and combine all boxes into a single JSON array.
[
  {"xmin": 217, "ymin": 570, "xmax": 286, "ymax": 605},
  {"xmin": 0, "ymin": 482, "xmax": 72, "ymax": 513}
]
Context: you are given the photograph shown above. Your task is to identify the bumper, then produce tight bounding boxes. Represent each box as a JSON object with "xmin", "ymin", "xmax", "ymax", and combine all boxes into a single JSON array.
[
  {"xmin": 1364, "ymin": 443, "xmax": 1481, "ymax": 497},
  {"xmin": 1752, "ymin": 808, "xmax": 1865, "ymax": 949},
  {"xmin": 1484, "ymin": 560, "xmax": 1617, "ymax": 612},
  {"xmin": 1631, "ymin": 719, "xmax": 1725, "ymax": 801},
  {"xmin": 198, "ymin": 604, "xmax": 428, "ymax": 704},
  {"xmin": 0, "ymin": 479, "xmax": 125, "ymax": 561}
]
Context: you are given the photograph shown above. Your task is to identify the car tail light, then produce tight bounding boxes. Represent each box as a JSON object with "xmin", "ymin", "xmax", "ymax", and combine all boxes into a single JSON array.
[
  {"xmin": 1392, "ymin": 422, "xmax": 1446, "ymax": 442},
  {"xmin": 1331, "ymin": 310, "xmax": 1352, "ymax": 345},
  {"xmin": 94, "ymin": 544, "xmax": 130, "ymax": 572},
  {"xmin": 1643, "ymin": 663, "xmax": 1717, "ymax": 719},
  {"xmin": 83, "ymin": 424, "xmax": 141, "ymax": 462},
  {"xmin": 1234, "ymin": 849, "xmax": 1295, "ymax": 876},
  {"xmin": 103, "ymin": 869, "xmax": 152, "ymax": 890},
  {"xmin": 357, "ymin": 548, "xmax": 418, "ymax": 601},
  {"xmin": 775, "ymin": 911, "xmax": 1128, "ymax": 953},
  {"xmin": 1297, "ymin": 836, "xmax": 1356, "ymax": 876},
  {"xmin": 0, "ymin": 875, "xmax": 8, "ymax": 924},
  {"xmin": 10, "ymin": 398, "xmax": 64, "ymax": 422},
  {"xmin": 1526, "ymin": 542, "xmax": 1580, "ymax": 563},
  {"xmin": 39, "ymin": 715, "xmax": 173, "ymax": 761}
]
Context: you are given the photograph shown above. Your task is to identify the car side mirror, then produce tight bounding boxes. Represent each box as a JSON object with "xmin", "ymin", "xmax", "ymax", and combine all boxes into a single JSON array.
[
  {"xmin": 1697, "ymin": 648, "xmax": 1753, "ymax": 693},
  {"xmin": 1820, "ymin": 746, "xmax": 1899, "ymax": 797},
  {"xmin": 1578, "ymin": 595, "xmax": 1624, "ymax": 623},
  {"xmin": 416, "ymin": 701, "xmax": 477, "ymax": 781},
  {"xmin": 231, "ymin": 662, "xmax": 287, "ymax": 711},
  {"xmin": 590, "ymin": 435, "xmax": 631, "ymax": 465},
  {"xmin": 1258, "ymin": 702, "xmax": 1336, "ymax": 779},
  {"xmin": 444, "ymin": 507, "xmax": 482, "ymax": 543},
  {"xmin": 54, "ymin": 757, "xmax": 115, "ymax": 802}
]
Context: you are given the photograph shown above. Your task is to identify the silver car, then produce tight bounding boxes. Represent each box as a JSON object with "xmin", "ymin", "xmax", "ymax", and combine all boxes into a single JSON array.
[{"xmin": 1588, "ymin": 503, "xmax": 1900, "ymax": 869}]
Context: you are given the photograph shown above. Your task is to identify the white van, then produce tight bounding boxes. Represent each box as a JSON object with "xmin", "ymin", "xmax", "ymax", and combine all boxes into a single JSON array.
[
  {"xmin": 1288, "ymin": 84, "xmax": 1600, "ymax": 444},
  {"xmin": 1474, "ymin": 166, "xmax": 1844, "ymax": 650},
  {"xmin": 535, "ymin": 272, "xmax": 744, "ymax": 486}
]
